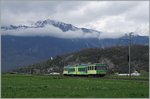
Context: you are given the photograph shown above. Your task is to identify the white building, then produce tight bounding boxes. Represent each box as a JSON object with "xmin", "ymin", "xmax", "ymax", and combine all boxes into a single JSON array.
[{"xmin": 116, "ymin": 71, "xmax": 140, "ymax": 76}]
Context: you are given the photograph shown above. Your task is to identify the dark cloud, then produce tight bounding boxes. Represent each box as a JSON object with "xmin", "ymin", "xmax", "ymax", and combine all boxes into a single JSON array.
[{"xmin": 1, "ymin": 0, "xmax": 149, "ymax": 37}]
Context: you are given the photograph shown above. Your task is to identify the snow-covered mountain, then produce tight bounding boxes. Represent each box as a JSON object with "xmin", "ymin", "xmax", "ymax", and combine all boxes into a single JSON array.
[
  {"xmin": 34, "ymin": 19, "xmax": 79, "ymax": 32},
  {"xmin": 1, "ymin": 19, "xmax": 101, "ymax": 38}
]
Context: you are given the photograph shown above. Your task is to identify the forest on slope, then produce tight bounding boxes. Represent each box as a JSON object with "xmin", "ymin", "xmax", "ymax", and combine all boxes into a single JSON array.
[{"xmin": 13, "ymin": 45, "xmax": 149, "ymax": 74}]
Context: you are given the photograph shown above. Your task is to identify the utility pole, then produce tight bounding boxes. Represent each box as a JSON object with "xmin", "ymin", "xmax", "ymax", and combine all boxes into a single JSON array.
[{"xmin": 129, "ymin": 32, "xmax": 133, "ymax": 78}]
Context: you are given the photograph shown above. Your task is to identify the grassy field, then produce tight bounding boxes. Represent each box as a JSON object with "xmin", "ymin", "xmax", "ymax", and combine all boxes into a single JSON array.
[
  {"xmin": 1, "ymin": 74, "xmax": 149, "ymax": 98},
  {"xmin": 104, "ymin": 75, "xmax": 149, "ymax": 80}
]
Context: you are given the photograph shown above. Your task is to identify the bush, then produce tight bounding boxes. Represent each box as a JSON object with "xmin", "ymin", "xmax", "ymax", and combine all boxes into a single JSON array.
[{"xmin": 140, "ymin": 70, "xmax": 149, "ymax": 77}]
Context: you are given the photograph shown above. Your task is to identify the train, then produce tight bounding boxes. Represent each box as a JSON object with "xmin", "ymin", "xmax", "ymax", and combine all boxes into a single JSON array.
[{"xmin": 63, "ymin": 63, "xmax": 108, "ymax": 77}]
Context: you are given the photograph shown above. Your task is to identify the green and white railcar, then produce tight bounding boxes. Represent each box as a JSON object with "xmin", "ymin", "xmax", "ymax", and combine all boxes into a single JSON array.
[
  {"xmin": 88, "ymin": 63, "xmax": 107, "ymax": 76},
  {"xmin": 63, "ymin": 63, "xmax": 107, "ymax": 77},
  {"xmin": 76, "ymin": 65, "xmax": 88, "ymax": 76},
  {"xmin": 63, "ymin": 65, "xmax": 76, "ymax": 75}
]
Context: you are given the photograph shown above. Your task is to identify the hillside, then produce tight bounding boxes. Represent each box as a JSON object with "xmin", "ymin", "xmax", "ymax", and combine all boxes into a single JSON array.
[
  {"xmin": 13, "ymin": 45, "xmax": 149, "ymax": 74},
  {"xmin": 2, "ymin": 35, "xmax": 148, "ymax": 71}
]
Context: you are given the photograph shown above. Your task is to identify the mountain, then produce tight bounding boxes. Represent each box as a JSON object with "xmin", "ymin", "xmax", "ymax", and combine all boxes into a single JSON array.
[
  {"xmin": 1, "ymin": 35, "xmax": 149, "ymax": 72},
  {"xmin": 1, "ymin": 19, "xmax": 149, "ymax": 71},
  {"xmin": 1, "ymin": 19, "xmax": 101, "ymax": 36},
  {"xmin": 34, "ymin": 19, "xmax": 79, "ymax": 32}
]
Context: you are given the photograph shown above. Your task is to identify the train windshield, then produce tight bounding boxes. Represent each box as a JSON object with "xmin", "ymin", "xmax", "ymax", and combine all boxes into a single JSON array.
[{"xmin": 96, "ymin": 66, "xmax": 106, "ymax": 70}]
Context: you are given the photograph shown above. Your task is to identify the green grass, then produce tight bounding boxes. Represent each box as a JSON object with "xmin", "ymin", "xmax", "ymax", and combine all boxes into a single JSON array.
[{"xmin": 1, "ymin": 74, "xmax": 149, "ymax": 98}]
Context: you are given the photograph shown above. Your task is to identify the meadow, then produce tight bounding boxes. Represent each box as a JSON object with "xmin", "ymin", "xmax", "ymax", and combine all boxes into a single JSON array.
[{"xmin": 1, "ymin": 74, "xmax": 149, "ymax": 98}]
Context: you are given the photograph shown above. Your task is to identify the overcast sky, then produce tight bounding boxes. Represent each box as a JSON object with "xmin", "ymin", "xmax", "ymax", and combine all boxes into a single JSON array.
[{"xmin": 1, "ymin": 0, "xmax": 149, "ymax": 38}]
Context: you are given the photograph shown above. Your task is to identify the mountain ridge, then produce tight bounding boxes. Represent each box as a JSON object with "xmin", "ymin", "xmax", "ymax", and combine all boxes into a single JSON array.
[{"xmin": 1, "ymin": 19, "xmax": 101, "ymax": 35}]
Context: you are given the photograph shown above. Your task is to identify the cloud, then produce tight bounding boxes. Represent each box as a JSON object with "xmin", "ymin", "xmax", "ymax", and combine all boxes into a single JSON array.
[
  {"xmin": 1, "ymin": 1, "xmax": 88, "ymax": 25},
  {"xmin": 1, "ymin": 25, "xmax": 101, "ymax": 39},
  {"xmin": 85, "ymin": 15, "xmax": 149, "ymax": 36},
  {"xmin": 1, "ymin": 0, "xmax": 149, "ymax": 38},
  {"xmin": 83, "ymin": 1, "xmax": 149, "ymax": 36},
  {"xmin": 124, "ymin": 2, "xmax": 149, "ymax": 23}
]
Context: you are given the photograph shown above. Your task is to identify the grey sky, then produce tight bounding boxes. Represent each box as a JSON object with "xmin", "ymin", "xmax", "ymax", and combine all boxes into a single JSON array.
[{"xmin": 1, "ymin": 0, "xmax": 149, "ymax": 38}]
